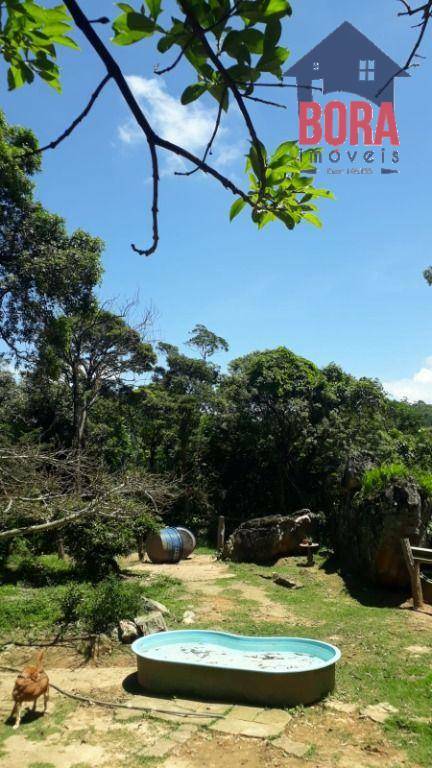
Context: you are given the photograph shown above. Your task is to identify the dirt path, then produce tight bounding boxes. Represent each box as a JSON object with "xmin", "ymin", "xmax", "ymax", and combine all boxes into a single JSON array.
[{"xmin": 124, "ymin": 553, "xmax": 293, "ymax": 623}]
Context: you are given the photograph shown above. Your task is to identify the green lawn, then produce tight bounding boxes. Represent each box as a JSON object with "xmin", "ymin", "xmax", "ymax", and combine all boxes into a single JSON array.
[{"xmin": 221, "ymin": 555, "xmax": 432, "ymax": 766}]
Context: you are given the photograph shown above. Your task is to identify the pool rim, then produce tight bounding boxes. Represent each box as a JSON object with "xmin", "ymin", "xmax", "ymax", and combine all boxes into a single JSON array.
[{"xmin": 131, "ymin": 629, "xmax": 342, "ymax": 675}]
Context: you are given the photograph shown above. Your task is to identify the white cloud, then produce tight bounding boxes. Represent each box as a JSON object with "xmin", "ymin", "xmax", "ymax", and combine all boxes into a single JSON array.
[
  {"xmin": 383, "ymin": 357, "xmax": 432, "ymax": 403},
  {"xmin": 118, "ymin": 75, "xmax": 243, "ymax": 174}
]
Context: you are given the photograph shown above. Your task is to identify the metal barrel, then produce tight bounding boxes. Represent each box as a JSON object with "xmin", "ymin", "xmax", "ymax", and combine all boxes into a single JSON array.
[
  {"xmin": 176, "ymin": 527, "xmax": 197, "ymax": 558},
  {"xmin": 146, "ymin": 527, "xmax": 184, "ymax": 564}
]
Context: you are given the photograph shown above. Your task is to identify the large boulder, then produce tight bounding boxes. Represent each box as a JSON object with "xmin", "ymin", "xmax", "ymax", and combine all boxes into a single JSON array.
[
  {"xmin": 334, "ymin": 477, "xmax": 431, "ymax": 587},
  {"xmin": 222, "ymin": 511, "xmax": 318, "ymax": 564},
  {"xmin": 134, "ymin": 612, "xmax": 167, "ymax": 636}
]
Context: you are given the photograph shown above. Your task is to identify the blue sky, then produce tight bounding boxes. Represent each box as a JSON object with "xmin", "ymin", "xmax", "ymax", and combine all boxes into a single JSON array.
[{"xmin": 2, "ymin": 0, "xmax": 432, "ymax": 400}]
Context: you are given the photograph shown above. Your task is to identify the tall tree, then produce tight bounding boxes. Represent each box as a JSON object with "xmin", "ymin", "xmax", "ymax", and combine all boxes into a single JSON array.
[
  {"xmin": 186, "ymin": 324, "xmax": 229, "ymax": 361},
  {"xmin": 37, "ymin": 308, "xmax": 156, "ymax": 450}
]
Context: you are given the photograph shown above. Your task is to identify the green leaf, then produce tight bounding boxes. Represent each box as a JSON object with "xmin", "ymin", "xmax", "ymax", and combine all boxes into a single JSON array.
[
  {"xmin": 271, "ymin": 140, "xmax": 299, "ymax": 164},
  {"xmin": 248, "ymin": 142, "xmax": 267, "ymax": 184},
  {"xmin": 264, "ymin": 20, "xmax": 282, "ymax": 52},
  {"xmin": 240, "ymin": 0, "xmax": 291, "ymax": 23},
  {"xmin": 112, "ymin": 11, "xmax": 155, "ymax": 45},
  {"xmin": 303, "ymin": 213, "xmax": 322, "ymax": 228},
  {"xmin": 53, "ymin": 35, "xmax": 79, "ymax": 50},
  {"xmin": 146, "ymin": 0, "xmax": 162, "ymax": 20},
  {"xmin": 7, "ymin": 65, "xmax": 23, "ymax": 90},
  {"xmin": 223, "ymin": 29, "xmax": 264, "ymax": 58},
  {"xmin": 230, "ymin": 198, "xmax": 246, "ymax": 221},
  {"xmin": 208, "ymin": 83, "xmax": 229, "ymax": 111},
  {"xmin": 181, "ymin": 82, "xmax": 208, "ymax": 104}
]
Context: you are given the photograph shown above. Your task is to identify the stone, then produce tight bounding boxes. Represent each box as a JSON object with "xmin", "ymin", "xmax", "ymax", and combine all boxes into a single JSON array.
[
  {"xmin": 182, "ymin": 610, "xmax": 196, "ymax": 625},
  {"xmin": 135, "ymin": 611, "xmax": 167, "ymax": 636},
  {"xmin": 273, "ymin": 736, "xmax": 311, "ymax": 757},
  {"xmin": 324, "ymin": 700, "xmax": 358, "ymax": 714},
  {"xmin": 222, "ymin": 511, "xmax": 320, "ymax": 564},
  {"xmin": 118, "ymin": 619, "xmax": 139, "ymax": 644},
  {"xmin": 334, "ymin": 462, "xmax": 432, "ymax": 587},
  {"xmin": 110, "ymin": 626, "xmax": 120, "ymax": 641},
  {"xmin": 254, "ymin": 708, "xmax": 292, "ymax": 726},
  {"xmin": 229, "ymin": 705, "xmax": 263, "ymax": 722},
  {"xmin": 360, "ymin": 702, "xmax": 399, "ymax": 723},
  {"xmin": 210, "ymin": 718, "xmax": 282, "ymax": 738},
  {"xmin": 141, "ymin": 597, "xmax": 170, "ymax": 616}
]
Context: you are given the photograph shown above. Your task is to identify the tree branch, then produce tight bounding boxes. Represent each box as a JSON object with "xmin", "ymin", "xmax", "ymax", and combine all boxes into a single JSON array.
[
  {"xmin": 62, "ymin": 1, "xmax": 251, "ymax": 216},
  {"xmin": 244, "ymin": 94, "xmax": 287, "ymax": 109},
  {"xmin": 0, "ymin": 502, "xmax": 95, "ymax": 541},
  {"xmin": 181, "ymin": 2, "xmax": 267, "ymax": 193},
  {"xmin": 175, "ymin": 88, "xmax": 226, "ymax": 177},
  {"xmin": 377, "ymin": 0, "xmax": 432, "ymax": 96},
  {"xmin": 131, "ymin": 141, "xmax": 160, "ymax": 256},
  {"xmin": 154, "ymin": 39, "xmax": 192, "ymax": 75},
  {"xmin": 27, "ymin": 75, "xmax": 111, "ymax": 156}
]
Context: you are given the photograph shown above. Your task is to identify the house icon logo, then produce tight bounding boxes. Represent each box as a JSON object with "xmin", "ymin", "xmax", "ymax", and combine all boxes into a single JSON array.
[
  {"xmin": 285, "ymin": 21, "xmax": 408, "ymax": 109},
  {"xmin": 285, "ymin": 22, "xmax": 407, "ymax": 173}
]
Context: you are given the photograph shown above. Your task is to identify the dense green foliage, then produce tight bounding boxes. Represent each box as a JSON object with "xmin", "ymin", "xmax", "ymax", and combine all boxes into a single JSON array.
[
  {"xmin": 2, "ymin": 108, "xmax": 432, "ymax": 573},
  {"xmin": 362, "ymin": 463, "xmax": 432, "ymax": 498}
]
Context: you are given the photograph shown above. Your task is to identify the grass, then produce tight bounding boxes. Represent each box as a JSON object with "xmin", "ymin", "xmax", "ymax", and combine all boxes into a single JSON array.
[
  {"xmin": 0, "ymin": 554, "xmax": 187, "ymax": 640},
  {"xmin": 222, "ymin": 555, "xmax": 432, "ymax": 766}
]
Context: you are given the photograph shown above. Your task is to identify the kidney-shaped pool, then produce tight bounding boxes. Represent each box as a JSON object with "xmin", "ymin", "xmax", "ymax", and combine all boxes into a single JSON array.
[{"xmin": 132, "ymin": 630, "xmax": 341, "ymax": 707}]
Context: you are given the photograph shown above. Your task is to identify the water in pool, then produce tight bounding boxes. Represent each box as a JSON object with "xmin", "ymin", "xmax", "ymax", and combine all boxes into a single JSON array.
[{"xmin": 143, "ymin": 641, "xmax": 320, "ymax": 672}]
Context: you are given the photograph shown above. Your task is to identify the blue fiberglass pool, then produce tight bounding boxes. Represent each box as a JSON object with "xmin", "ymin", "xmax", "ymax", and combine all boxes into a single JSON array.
[{"xmin": 132, "ymin": 630, "xmax": 341, "ymax": 707}]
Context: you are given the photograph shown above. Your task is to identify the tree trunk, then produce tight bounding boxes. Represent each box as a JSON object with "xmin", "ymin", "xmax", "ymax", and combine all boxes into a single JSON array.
[{"xmin": 57, "ymin": 536, "xmax": 66, "ymax": 560}]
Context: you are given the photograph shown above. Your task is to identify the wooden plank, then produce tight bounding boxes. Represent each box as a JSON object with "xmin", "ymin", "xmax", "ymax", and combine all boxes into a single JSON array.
[
  {"xmin": 411, "ymin": 546, "xmax": 432, "ymax": 565},
  {"xmin": 411, "ymin": 546, "xmax": 432, "ymax": 554},
  {"xmin": 401, "ymin": 538, "xmax": 424, "ymax": 610}
]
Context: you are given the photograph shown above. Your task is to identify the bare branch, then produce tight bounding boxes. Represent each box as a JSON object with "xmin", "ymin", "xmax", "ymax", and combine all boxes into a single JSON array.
[
  {"xmin": 26, "ymin": 75, "xmax": 111, "ymax": 156},
  {"xmin": 131, "ymin": 141, "xmax": 160, "ymax": 257},
  {"xmin": 154, "ymin": 39, "xmax": 192, "ymax": 75},
  {"xmin": 398, "ymin": 0, "xmax": 429, "ymax": 15},
  {"xmin": 244, "ymin": 94, "xmax": 287, "ymax": 109},
  {"xmin": 62, "ymin": 0, "xmax": 251, "ymax": 207},
  {"xmin": 377, "ymin": 0, "xmax": 432, "ymax": 96},
  {"xmin": 175, "ymin": 88, "xmax": 226, "ymax": 177}
]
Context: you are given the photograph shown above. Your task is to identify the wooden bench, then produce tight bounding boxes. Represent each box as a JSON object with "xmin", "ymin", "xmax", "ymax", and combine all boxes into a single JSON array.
[{"xmin": 401, "ymin": 538, "xmax": 432, "ymax": 610}]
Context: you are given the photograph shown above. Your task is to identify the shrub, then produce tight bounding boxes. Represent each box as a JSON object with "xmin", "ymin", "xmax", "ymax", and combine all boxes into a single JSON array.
[
  {"xmin": 66, "ymin": 576, "xmax": 143, "ymax": 635},
  {"xmin": 60, "ymin": 582, "xmax": 87, "ymax": 624},
  {"xmin": 65, "ymin": 519, "xmax": 135, "ymax": 581},
  {"xmin": 362, "ymin": 463, "xmax": 432, "ymax": 499}
]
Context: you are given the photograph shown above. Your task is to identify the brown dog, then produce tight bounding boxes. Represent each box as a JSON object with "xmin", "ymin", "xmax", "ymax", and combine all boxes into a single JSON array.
[{"xmin": 10, "ymin": 650, "xmax": 49, "ymax": 729}]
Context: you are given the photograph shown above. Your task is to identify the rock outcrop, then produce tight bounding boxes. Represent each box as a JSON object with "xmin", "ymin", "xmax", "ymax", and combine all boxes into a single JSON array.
[
  {"xmin": 334, "ymin": 473, "xmax": 431, "ymax": 587},
  {"xmin": 222, "ymin": 511, "xmax": 318, "ymax": 564}
]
